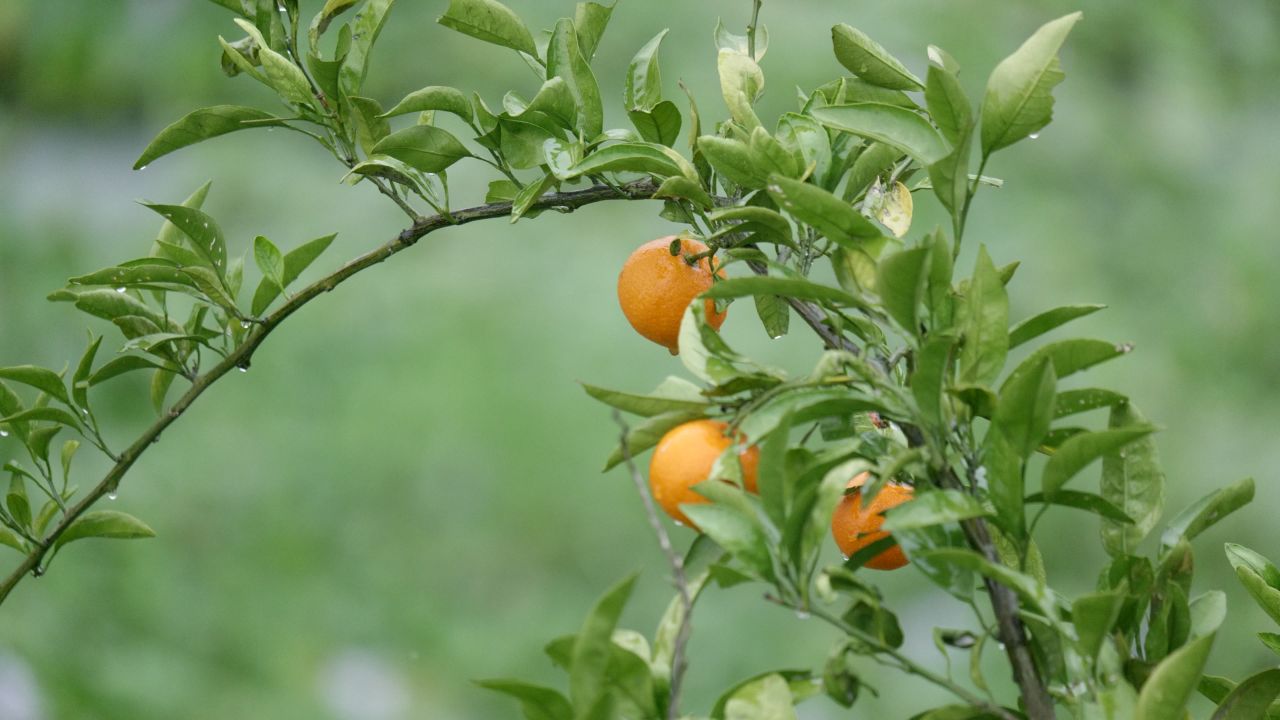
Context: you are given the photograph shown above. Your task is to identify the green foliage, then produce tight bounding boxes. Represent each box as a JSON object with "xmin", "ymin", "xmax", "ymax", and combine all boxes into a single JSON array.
[{"xmin": 1, "ymin": 3, "xmax": 1272, "ymax": 720}]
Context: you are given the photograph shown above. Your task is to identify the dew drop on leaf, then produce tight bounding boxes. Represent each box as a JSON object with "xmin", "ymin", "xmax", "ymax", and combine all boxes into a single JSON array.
[
  {"xmin": 115, "ymin": 287, "xmax": 127, "ymax": 293},
  {"xmin": 0, "ymin": 429, "xmax": 9, "ymax": 438},
  {"xmin": 1029, "ymin": 132, "xmax": 1040, "ymax": 140},
  {"xmin": 107, "ymin": 493, "xmax": 118, "ymax": 501}
]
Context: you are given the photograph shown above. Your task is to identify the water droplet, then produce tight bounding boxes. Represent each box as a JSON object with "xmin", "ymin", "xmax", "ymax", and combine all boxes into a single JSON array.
[
  {"xmin": 672, "ymin": 519, "xmax": 684, "ymax": 527},
  {"xmin": 240, "ymin": 320, "xmax": 251, "ymax": 329},
  {"xmin": 795, "ymin": 610, "xmax": 811, "ymax": 620},
  {"xmin": 115, "ymin": 287, "xmax": 127, "ymax": 293},
  {"xmin": 107, "ymin": 492, "xmax": 118, "ymax": 500},
  {"xmin": 237, "ymin": 367, "xmax": 248, "ymax": 373},
  {"xmin": 202, "ymin": 222, "xmax": 209, "ymax": 228},
  {"xmin": 0, "ymin": 429, "xmax": 8, "ymax": 438},
  {"xmin": 1028, "ymin": 132, "xmax": 1040, "ymax": 140},
  {"xmin": 138, "ymin": 165, "xmax": 148, "ymax": 171}
]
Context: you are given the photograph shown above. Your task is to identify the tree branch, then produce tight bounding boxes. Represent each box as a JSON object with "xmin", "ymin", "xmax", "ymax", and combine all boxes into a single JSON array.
[
  {"xmin": 743, "ymin": 260, "xmax": 1054, "ymax": 718},
  {"xmin": 0, "ymin": 177, "xmax": 660, "ymax": 606},
  {"xmin": 613, "ymin": 411, "xmax": 693, "ymax": 720},
  {"xmin": 899, "ymin": 425, "xmax": 1055, "ymax": 720}
]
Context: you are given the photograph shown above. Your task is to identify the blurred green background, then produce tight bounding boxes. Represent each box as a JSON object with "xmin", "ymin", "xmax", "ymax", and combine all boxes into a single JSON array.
[{"xmin": 1, "ymin": 1, "xmax": 1278, "ymax": 718}]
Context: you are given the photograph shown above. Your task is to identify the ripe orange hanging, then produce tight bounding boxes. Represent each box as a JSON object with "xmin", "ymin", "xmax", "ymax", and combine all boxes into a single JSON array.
[
  {"xmin": 617, "ymin": 236, "xmax": 726, "ymax": 354},
  {"xmin": 831, "ymin": 472, "xmax": 914, "ymax": 570},
  {"xmin": 648, "ymin": 419, "xmax": 758, "ymax": 529}
]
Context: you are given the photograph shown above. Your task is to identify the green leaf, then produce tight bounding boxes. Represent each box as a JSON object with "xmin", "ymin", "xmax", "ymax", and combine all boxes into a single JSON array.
[
  {"xmin": 1101, "ymin": 402, "xmax": 1165, "ymax": 557},
  {"xmin": 380, "ymin": 85, "xmax": 472, "ymax": 121},
  {"xmin": 980, "ymin": 12, "xmax": 1082, "ymax": 156},
  {"xmin": 625, "ymin": 29, "xmax": 667, "ymax": 111},
  {"xmin": 1072, "ymin": 589, "xmax": 1126, "ymax": 660},
  {"xmin": 683, "ymin": 503, "xmax": 773, "ymax": 581},
  {"xmin": 831, "ymin": 24, "xmax": 923, "ymax": 90},
  {"xmin": 150, "ymin": 368, "xmax": 177, "ymax": 415},
  {"xmin": 566, "ymin": 142, "xmax": 690, "ymax": 180},
  {"xmin": 923, "ymin": 547, "xmax": 1058, "ymax": 620},
  {"xmin": 1226, "ymin": 544, "xmax": 1280, "ymax": 625},
  {"xmin": 573, "ymin": 1, "xmax": 613, "ymax": 62},
  {"xmin": 579, "ymin": 383, "xmax": 708, "ymax": 417},
  {"xmin": 1009, "ymin": 303, "xmax": 1107, "ymax": 349},
  {"xmin": 766, "ymin": 174, "xmax": 882, "ymax": 245},
  {"xmin": 1161, "ymin": 478, "xmax": 1254, "ymax": 551},
  {"xmin": 776, "ymin": 113, "xmax": 832, "ymax": 186},
  {"xmin": 253, "ymin": 236, "xmax": 286, "ymax": 291},
  {"xmin": 713, "ymin": 17, "xmax": 769, "ymax": 60},
  {"xmin": 1043, "ymin": 425, "xmax": 1156, "ymax": 497},
  {"xmin": 0, "ymin": 407, "xmax": 82, "ymax": 432},
  {"xmin": 721, "ymin": 673, "xmax": 798, "ymax": 720},
  {"xmin": 1024, "ymin": 490, "xmax": 1133, "ymax": 524},
  {"xmin": 437, "ymin": 0, "xmax": 536, "ymax": 55},
  {"xmin": 881, "ymin": 489, "xmax": 987, "ymax": 531},
  {"xmin": 911, "ymin": 334, "xmax": 952, "ymax": 427},
  {"xmin": 928, "ymin": 119, "xmax": 972, "ymax": 219},
  {"xmin": 1002, "ymin": 338, "xmax": 1133, "ymax": 393},
  {"xmin": 7, "ymin": 474, "xmax": 30, "ymax": 530},
  {"xmin": 957, "ymin": 246, "xmax": 1008, "ymax": 385},
  {"xmin": 992, "ymin": 356, "xmax": 1056, "ymax": 458},
  {"xmin": 348, "ymin": 95, "xmax": 391, "ymax": 155},
  {"xmin": 812, "ymin": 103, "xmax": 948, "ymax": 165},
  {"xmin": 89, "ymin": 356, "xmax": 174, "ymax": 386},
  {"xmin": 510, "ymin": 173, "xmax": 557, "ymax": 223},
  {"xmin": 629, "ymin": 102, "xmax": 682, "ymax": 147},
  {"xmin": 702, "ymin": 276, "xmax": 861, "ymax": 307},
  {"xmin": 718, "ymin": 49, "xmax": 764, "ymax": 131},
  {"xmin": 705, "ymin": 207, "xmax": 793, "ymax": 245},
  {"xmin": 925, "ymin": 46, "xmax": 971, "ymax": 146},
  {"xmin": 1210, "ymin": 669, "xmax": 1280, "ymax": 720},
  {"xmin": 697, "ymin": 136, "xmax": 770, "ymax": 189},
  {"xmin": 1189, "ymin": 591, "xmax": 1227, "ymax": 639},
  {"xmin": 233, "ymin": 19, "xmax": 313, "ymax": 106},
  {"xmin": 141, "ymin": 203, "xmax": 228, "ymax": 275},
  {"xmin": 309, "ymin": 0, "xmax": 358, "ymax": 42},
  {"xmin": 0, "ymin": 527, "xmax": 24, "ymax": 553},
  {"xmin": 371, "ymin": 125, "xmax": 471, "ymax": 173},
  {"xmin": 474, "ymin": 680, "xmax": 571, "ymax": 720},
  {"xmin": 1053, "ymin": 388, "xmax": 1126, "ymax": 419},
  {"xmin": 1134, "ymin": 632, "xmax": 1215, "ymax": 720},
  {"xmin": 569, "ymin": 574, "xmax": 637, "ymax": 713},
  {"xmin": 71, "ymin": 335, "xmax": 102, "ymax": 410},
  {"xmin": 339, "ymin": 0, "xmax": 394, "ymax": 95},
  {"xmin": 55, "ymin": 510, "xmax": 156, "ymax": 549},
  {"xmin": 753, "ymin": 293, "xmax": 790, "ymax": 340},
  {"xmin": 0, "ymin": 366, "xmax": 71, "ymax": 408},
  {"xmin": 876, "ymin": 246, "xmax": 931, "ymax": 335},
  {"xmin": 251, "ymin": 233, "xmax": 337, "ymax": 316},
  {"xmin": 547, "ymin": 18, "xmax": 603, "ymax": 138},
  {"xmin": 133, "ymin": 106, "xmax": 286, "ymax": 170},
  {"xmin": 70, "ymin": 264, "xmax": 198, "ymax": 292}
]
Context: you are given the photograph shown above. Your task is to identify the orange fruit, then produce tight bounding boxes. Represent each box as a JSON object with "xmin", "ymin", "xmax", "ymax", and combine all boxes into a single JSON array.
[
  {"xmin": 617, "ymin": 236, "xmax": 726, "ymax": 354},
  {"xmin": 649, "ymin": 419, "xmax": 759, "ymax": 529},
  {"xmin": 831, "ymin": 471, "xmax": 913, "ymax": 570}
]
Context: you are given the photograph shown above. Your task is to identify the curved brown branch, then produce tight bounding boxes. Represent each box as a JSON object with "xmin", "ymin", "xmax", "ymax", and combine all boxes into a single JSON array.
[{"xmin": 0, "ymin": 177, "xmax": 659, "ymax": 605}]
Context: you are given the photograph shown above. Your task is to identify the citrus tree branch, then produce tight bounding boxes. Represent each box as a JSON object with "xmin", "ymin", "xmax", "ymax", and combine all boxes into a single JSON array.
[
  {"xmin": 0, "ymin": 177, "xmax": 660, "ymax": 606},
  {"xmin": 744, "ymin": 260, "xmax": 1054, "ymax": 719},
  {"xmin": 613, "ymin": 411, "xmax": 693, "ymax": 720}
]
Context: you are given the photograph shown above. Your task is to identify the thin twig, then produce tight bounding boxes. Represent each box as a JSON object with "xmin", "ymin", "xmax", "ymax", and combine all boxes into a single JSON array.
[
  {"xmin": 764, "ymin": 595, "xmax": 1017, "ymax": 720},
  {"xmin": 613, "ymin": 411, "xmax": 693, "ymax": 720},
  {"xmin": 0, "ymin": 178, "xmax": 660, "ymax": 605}
]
